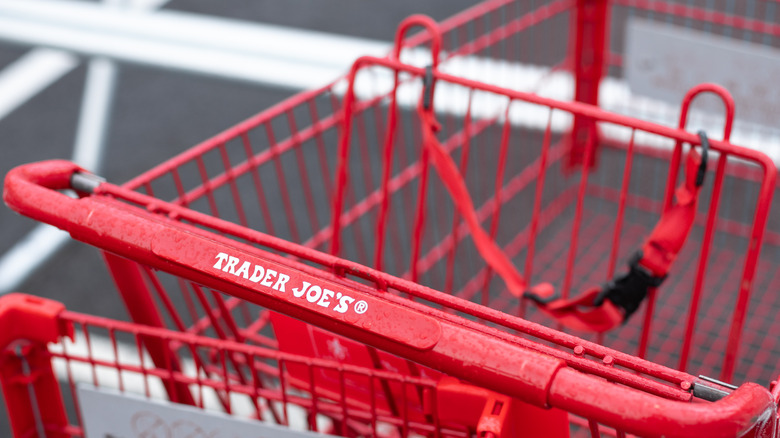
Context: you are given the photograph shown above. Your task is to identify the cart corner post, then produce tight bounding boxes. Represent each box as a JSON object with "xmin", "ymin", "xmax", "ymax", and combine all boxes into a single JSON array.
[
  {"xmin": 567, "ymin": 0, "xmax": 611, "ymax": 171},
  {"xmin": 0, "ymin": 293, "xmax": 72, "ymax": 438}
]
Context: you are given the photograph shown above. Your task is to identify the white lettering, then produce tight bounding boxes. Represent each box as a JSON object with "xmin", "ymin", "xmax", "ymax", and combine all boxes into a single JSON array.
[
  {"xmin": 334, "ymin": 295, "xmax": 355, "ymax": 314},
  {"xmin": 306, "ymin": 285, "xmax": 323, "ymax": 303},
  {"xmin": 235, "ymin": 261, "xmax": 251, "ymax": 279},
  {"xmin": 249, "ymin": 265, "xmax": 265, "ymax": 283},
  {"xmin": 292, "ymin": 281, "xmax": 310, "ymax": 298},
  {"xmin": 272, "ymin": 273, "xmax": 290, "ymax": 292},
  {"xmin": 225, "ymin": 256, "xmax": 239, "ymax": 274},
  {"xmin": 260, "ymin": 269, "xmax": 277, "ymax": 287},
  {"xmin": 213, "ymin": 252, "xmax": 229, "ymax": 270},
  {"xmin": 211, "ymin": 252, "xmax": 368, "ymax": 316},
  {"xmin": 317, "ymin": 289, "xmax": 335, "ymax": 308}
]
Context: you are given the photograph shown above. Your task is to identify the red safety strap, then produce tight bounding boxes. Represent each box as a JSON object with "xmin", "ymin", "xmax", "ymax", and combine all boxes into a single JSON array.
[
  {"xmin": 525, "ymin": 144, "xmax": 706, "ymax": 332},
  {"xmin": 417, "ymin": 71, "xmax": 708, "ymax": 332}
]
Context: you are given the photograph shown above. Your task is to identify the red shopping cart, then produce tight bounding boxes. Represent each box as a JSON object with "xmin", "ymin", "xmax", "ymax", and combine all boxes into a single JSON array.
[
  {"xmin": 1, "ymin": 292, "xmax": 562, "ymax": 437},
  {"xmin": 4, "ymin": 0, "xmax": 780, "ymax": 436}
]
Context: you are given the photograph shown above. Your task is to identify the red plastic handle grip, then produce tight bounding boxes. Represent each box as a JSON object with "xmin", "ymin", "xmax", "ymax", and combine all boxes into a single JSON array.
[
  {"xmin": 3, "ymin": 160, "xmax": 86, "ymax": 233},
  {"xmin": 550, "ymin": 368, "xmax": 775, "ymax": 438}
]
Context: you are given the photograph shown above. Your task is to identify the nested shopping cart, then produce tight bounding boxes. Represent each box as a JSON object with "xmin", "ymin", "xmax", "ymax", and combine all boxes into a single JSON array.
[
  {"xmin": 2, "ymin": 292, "xmax": 563, "ymax": 437},
  {"xmin": 3, "ymin": 0, "xmax": 780, "ymax": 437}
]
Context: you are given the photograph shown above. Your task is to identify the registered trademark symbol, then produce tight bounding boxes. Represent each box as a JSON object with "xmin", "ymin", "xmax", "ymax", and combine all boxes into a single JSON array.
[{"xmin": 354, "ymin": 300, "xmax": 368, "ymax": 314}]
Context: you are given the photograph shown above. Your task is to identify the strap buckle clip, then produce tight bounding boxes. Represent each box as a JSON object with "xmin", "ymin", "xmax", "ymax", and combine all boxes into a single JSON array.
[
  {"xmin": 695, "ymin": 130, "xmax": 709, "ymax": 187},
  {"xmin": 594, "ymin": 251, "xmax": 666, "ymax": 319}
]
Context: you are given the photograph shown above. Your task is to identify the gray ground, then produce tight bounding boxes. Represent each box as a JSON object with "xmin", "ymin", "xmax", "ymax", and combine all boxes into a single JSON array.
[{"xmin": 0, "ymin": 0, "xmax": 478, "ymax": 315}]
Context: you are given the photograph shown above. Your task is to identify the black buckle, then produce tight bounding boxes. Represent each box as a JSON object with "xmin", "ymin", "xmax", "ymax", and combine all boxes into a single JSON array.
[
  {"xmin": 695, "ymin": 130, "xmax": 709, "ymax": 187},
  {"xmin": 594, "ymin": 251, "xmax": 666, "ymax": 320}
]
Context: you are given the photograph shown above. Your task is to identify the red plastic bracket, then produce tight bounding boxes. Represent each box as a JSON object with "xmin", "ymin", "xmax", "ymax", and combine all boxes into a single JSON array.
[
  {"xmin": 0, "ymin": 293, "xmax": 71, "ymax": 350},
  {"xmin": 0, "ymin": 293, "xmax": 72, "ymax": 438},
  {"xmin": 435, "ymin": 377, "xmax": 569, "ymax": 437}
]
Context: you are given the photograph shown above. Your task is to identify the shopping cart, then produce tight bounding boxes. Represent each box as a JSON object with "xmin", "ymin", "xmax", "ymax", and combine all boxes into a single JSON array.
[
  {"xmin": 4, "ymin": 0, "xmax": 780, "ymax": 437},
  {"xmin": 1, "ymin": 292, "xmax": 561, "ymax": 437}
]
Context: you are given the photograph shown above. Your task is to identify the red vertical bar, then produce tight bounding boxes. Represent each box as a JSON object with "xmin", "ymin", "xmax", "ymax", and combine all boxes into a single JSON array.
[
  {"xmin": 330, "ymin": 66, "xmax": 359, "ymax": 258},
  {"xmin": 444, "ymin": 92, "xmax": 474, "ymax": 295},
  {"xmin": 562, "ymin": 125, "xmax": 597, "ymax": 300},
  {"xmin": 481, "ymin": 104, "xmax": 514, "ymax": 306},
  {"xmin": 567, "ymin": 0, "xmax": 610, "ymax": 170},
  {"xmin": 607, "ymin": 130, "xmax": 636, "ymax": 279},
  {"xmin": 721, "ymin": 169, "xmax": 777, "ymax": 380},
  {"xmin": 307, "ymin": 99, "xmax": 334, "ymax": 197},
  {"xmin": 194, "ymin": 156, "xmax": 220, "ymax": 218},
  {"xmin": 410, "ymin": 148, "xmax": 431, "ymax": 284},
  {"xmin": 240, "ymin": 133, "xmax": 277, "ymax": 236},
  {"xmin": 328, "ymin": 66, "xmax": 370, "ymax": 266},
  {"xmin": 524, "ymin": 111, "xmax": 555, "ymax": 284},
  {"xmin": 102, "ymin": 252, "xmax": 196, "ymax": 406},
  {"xmin": 170, "ymin": 167, "xmax": 188, "ymax": 207},
  {"xmin": 287, "ymin": 110, "xmax": 322, "ymax": 236},
  {"xmin": 355, "ymin": 107, "xmax": 377, "ymax": 206},
  {"xmin": 678, "ymin": 155, "xmax": 727, "ymax": 373},
  {"xmin": 374, "ymin": 75, "xmax": 401, "ymax": 273},
  {"xmin": 217, "ymin": 142, "xmax": 248, "ymax": 227},
  {"xmin": 265, "ymin": 122, "xmax": 301, "ymax": 243},
  {"xmin": 588, "ymin": 419, "xmax": 601, "ymax": 437},
  {"xmin": 637, "ymin": 288, "xmax": 657, "ymax": 360},
  {"xmin": 0, "ymin": 346, "xmax": 70, "ymax": 438}
]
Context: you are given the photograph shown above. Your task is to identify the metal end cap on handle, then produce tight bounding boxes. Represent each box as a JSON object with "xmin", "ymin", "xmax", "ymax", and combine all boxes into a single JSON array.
[{"xmin": 70, "ymin": 171, "xmax": 106, "ymax": 194}]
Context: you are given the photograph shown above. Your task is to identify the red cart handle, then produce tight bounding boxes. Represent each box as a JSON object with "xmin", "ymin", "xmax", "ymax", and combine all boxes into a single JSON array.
[
  {"xmin": 4, "ymin": 160, "xmax": 778, "ymax": 437},
  {"xmin": 3, "ymin": 160, "xmax": 87, "ymax": 232}
]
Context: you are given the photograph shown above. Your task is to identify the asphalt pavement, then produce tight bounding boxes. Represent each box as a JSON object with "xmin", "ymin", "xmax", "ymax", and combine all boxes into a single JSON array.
[{"xmin": 0, "ymin": 0, "xmax": 478, "ymax": 315}]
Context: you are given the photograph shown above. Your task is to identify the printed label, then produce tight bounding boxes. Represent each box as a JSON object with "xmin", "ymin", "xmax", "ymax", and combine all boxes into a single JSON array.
[
  {"xmin": 78, "ymin": 385, "xmax": 328, "ymax": 437},
  {"xmin": 625, "ymin": 17, "xmax": 780, "ymax": 127},
  {"xmin": 212, "ymin": 252, "xmax": 368, "ymax": 316},
  {"xmin": 150, "ymin": 228, "xmax": 441, "ymax": 351}
]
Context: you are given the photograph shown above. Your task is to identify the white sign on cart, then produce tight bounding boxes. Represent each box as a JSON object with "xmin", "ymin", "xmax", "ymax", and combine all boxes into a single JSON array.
[{"xmin": 78, "ymin": 385, "xmax": 329, "ymax": 438}]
